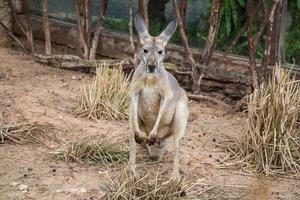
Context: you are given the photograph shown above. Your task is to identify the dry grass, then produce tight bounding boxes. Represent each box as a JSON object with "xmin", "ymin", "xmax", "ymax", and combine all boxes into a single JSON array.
[
  {"xmin": 0, "ymin": 0, "xmax": 9, "ymax": 19},
  {"xmin": 56, "ymin": 136, "xmax": 149, "ymax": 167},
  {"xmin": 103, "ymin": 169, "xmax": 188, "ymax": 200},
  {"xmin": 74, "ymin": 65, "xmax": 130, "ymax": 120},
  {"xmin": 232, "ymin": 65, "xmax": 300, "ymax": 175},
  {"xmin": 0, "ymin": 122, "xmax": 58, "ymax": 147}
]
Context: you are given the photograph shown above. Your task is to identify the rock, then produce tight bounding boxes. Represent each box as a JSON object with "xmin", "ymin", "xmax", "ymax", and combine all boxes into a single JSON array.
[
  {"xmin": 19, "ymin": 184, "xmax": 28, "ymax": 193},
  {"xmin": 80, "ymin": 187, "xmax": 87, "ymax": 193},
  {"xmin": 56, "ymin": 187, "xmax": 87, "ymax": 194},
  {"xmin": 10, "ymin": 182, "xmax": 20, "ymax": 186}
]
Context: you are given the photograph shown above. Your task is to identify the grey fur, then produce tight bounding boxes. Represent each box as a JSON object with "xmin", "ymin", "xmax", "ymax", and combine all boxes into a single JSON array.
[{"xmin": 129, "ymin": 15, "xmax": 189, "ymax": 179}]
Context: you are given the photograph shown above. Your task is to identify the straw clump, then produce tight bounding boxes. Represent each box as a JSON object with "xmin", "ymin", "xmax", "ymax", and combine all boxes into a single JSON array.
[
  {"xmin": 103, "ymin": 170, "xmax": 187, "ymax": 200},
  {"xmin": 235, "ymin": 65, "xmax": 300, "ymax": 175},
  {"xmin": 58, "ymin": 136, "xmax": 130, "ymax": 167},
  {"xmin": 56, "ymin": 135, "xmax": 149, "ymax": 167},
  {"xmin": 0, "ymin": 122, "xmax": 58, "ymax": 147},
  {"xmin": 74, "ymin": 65, "xmax": 130, "ymax": 120}
]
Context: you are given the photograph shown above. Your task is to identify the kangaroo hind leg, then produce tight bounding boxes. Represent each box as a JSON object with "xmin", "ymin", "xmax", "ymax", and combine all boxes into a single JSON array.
[{"xmin": 171, "ymin": 99, "xmax": 188, "ymax": 179}]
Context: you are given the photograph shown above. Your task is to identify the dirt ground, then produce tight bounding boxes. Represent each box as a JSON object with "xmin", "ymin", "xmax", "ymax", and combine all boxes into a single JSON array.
[{"xmin": 0, "ymin": 46, "xmax": 299, "ymax": 200}]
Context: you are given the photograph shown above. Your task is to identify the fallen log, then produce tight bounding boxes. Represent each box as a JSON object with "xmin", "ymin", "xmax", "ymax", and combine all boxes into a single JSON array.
[
  {"xmin": 33, "ymin": 54, "xmax": 192, "ymax": 75},
  {"xmin": 33, "ymin": 54, "xmax": 134, "ymax": 72}
]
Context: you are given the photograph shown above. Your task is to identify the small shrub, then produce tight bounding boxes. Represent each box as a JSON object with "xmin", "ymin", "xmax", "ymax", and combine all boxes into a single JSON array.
[
  {"xmin": 236, "ymin": 65, "xmax": 300, "ymax": 175},
  {"xmin": 56, "ymin": 136, "xmax": 149, "ymax": 167},
  {"xmin": 57, "ymin": 136, "xmax": 129, "ymax": 166},
  {"xmin": 74, "ymin": 65, "xmax": 130, "ymax": 120}
]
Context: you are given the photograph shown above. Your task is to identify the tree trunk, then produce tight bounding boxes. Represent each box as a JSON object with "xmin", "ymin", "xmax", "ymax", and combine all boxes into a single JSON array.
[
  {"xmin": 261, "ymin": 0, "xmax": 279, "ymax": 79},
  {"xmin": 128, "ymin": 0, "xmax": 137, "ymax": 65},
  {"xmin": 23, "ymin": 0, "xmax": 35, "ymax": 53},
  {"xmin": 42, "ymin": 0, "xmax": 51, "ymax": 55},
  {"xmin": 138, "ymin": 0, "xmax": 149, "ymax": 29},
  {"xmin": 89, "ymin": 0, "xmax": 108, "ymax": 60},
  {"xmin": 201, "ymin": 0, "xmax": 221, "ymax": 66},
  {"xmin": 84, "ymin": 0, "xmax": 92, "ymax": 48},
  {"xmin": 179, "ymin": 0, "xmax": 187, "ymax": 29},
  {"xmin": 172, "ymin": 0, "xmax": 197, "ymax": 92},
  {"xmin": 74, "ymin": 0, "xmax": 89, "ymax": 59},
  {"xmin": 195, "ymin": 0, "xmax": 222, "ymax": 94},
  {"xmin": 246, "ymin": 0, "xmax": 259, "ymax": 90},
  {"xmin": 277, "ymin": 0, "xmax": 287, "ymax": 65}
]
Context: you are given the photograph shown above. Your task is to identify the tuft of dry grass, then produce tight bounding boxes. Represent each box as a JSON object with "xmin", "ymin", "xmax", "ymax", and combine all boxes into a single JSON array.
[
  {"xmin": 56, "ymin": 136, "xmax": 149, "ymax": 167},
  {"xmin": 103, "ymin": 169, "xmax": 187, "ymax": 200},
  {"xmin": 0, "ymin": 122, "xmax": 58, "ymax": 147},
  {"xmin": 233, "ymin": 65, "xmax": 300, "ymax": 175},
  {"xmin": 74, "ymin": 65, "xmax": 130, "ymax": 120}
]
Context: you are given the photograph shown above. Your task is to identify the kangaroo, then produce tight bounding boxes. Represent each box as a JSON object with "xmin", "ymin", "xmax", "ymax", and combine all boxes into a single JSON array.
[{"xmin": 129, "ymin": 14, "xmax": 189, "ymax": 179}]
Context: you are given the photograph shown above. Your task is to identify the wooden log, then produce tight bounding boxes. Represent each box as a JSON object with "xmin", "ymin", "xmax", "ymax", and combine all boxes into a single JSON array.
[{"xmin": 33, "ymin": 54, "xmax": 134, "ymax": 72}]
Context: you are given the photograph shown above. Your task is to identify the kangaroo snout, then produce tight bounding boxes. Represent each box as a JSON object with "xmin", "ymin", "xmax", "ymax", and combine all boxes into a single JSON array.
[{"xmin": 147, "ymin": 64, "xmax": 156, "ymax": 73}]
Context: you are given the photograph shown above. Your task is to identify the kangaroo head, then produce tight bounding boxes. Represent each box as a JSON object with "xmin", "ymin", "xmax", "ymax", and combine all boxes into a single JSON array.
[{"xmin": 134, "ymin": 14, "xmax": 177, "ymax": 73}]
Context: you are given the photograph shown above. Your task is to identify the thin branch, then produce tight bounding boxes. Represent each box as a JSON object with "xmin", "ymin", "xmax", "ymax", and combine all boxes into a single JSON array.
[
  {"xmin": 172, "ymin": 1, "xmax": 196, "ymax": 71},
  {"xmin": 74, "ymin": 0, "xmax": 89, "ymax": 59},
  {"xmin": 89, "ymin": 0, "xmax": 108, "ymax": 60},
  {"xmin": 200, "ymin": 0, "xmax": 222, "ymax": 66},
  {"xmin": 261, "ymin": 0, "xmax": 280, "ymax": 70},
  {"xmin": 246, "ymin": 0, "xmax": 259, "ymax": 89},
  {"xmin": 128, "ymin": 0, "xmax": 136, "ymax": 64},
  {"xmin": 0, "ymin": 19, "xmax": 27, "ymax": 51},
  {"xmin": 23, "ymin": 0, "xmax": 35, "ymax": 53}
]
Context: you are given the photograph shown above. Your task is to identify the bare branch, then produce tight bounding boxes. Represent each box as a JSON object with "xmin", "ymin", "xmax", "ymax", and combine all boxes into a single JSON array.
[
  {"xmin": 74, "ymin": 0, "xmax": 89, "ymax": 59},
  {"xmin": 89, "ymin": 0, "xmax": 108, "ymax": 60},
  {"xmin": 0, "ymin": 19, "xmax": 27, "ymax": 51},
  {"xmin": 246, "ymin": 0, "xmax": 259, "ymax": 89}
]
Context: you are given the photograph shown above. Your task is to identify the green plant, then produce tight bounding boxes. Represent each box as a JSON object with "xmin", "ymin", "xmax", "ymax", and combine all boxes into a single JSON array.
[{"xmin": 74, "ymin": 65, "xmax": 130, "ymax": 120}]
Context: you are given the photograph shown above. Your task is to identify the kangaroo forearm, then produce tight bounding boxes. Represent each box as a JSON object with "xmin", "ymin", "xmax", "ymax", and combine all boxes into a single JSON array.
[
  {"xmin": 152, "ymin": 97, "xmax": 167, "ymax": 133},
  {"xmin": 130, "ymin": 94, "xmax": 140, "ymax": 133}
]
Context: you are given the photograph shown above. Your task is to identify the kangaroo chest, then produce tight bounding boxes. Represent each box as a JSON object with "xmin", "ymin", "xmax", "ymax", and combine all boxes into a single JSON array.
[
  {"xmin": 139, "ymin": 85, "xmax": 161, "ymax": 113},
  {"xmin": 138, "ymin": 77, "xmax": 162, "ymax": 122}
]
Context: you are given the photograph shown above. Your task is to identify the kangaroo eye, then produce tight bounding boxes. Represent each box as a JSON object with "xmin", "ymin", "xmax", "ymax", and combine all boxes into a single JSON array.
[
  {"xmin": 158, "ymin": 50, "xmax": 163, "ymax": 55},
  {"xmin": 143, "ymin": 49, "xmax": 149, "ymax": 53}
]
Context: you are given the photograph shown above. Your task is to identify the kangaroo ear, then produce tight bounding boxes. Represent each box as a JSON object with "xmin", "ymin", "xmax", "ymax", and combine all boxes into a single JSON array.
[
  {"xmin": 158, "ymin": 20, "xmax": 178, "ymax": 45},
  {"xmin": 135, "ymin": 14, "xmax": 150, "ymax": 44}
]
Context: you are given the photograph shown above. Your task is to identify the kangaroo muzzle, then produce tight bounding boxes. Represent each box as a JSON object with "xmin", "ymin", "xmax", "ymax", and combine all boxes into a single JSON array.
[{"xmin": 147, "ymin": 64, "xmax": 156, "ymax": 73}]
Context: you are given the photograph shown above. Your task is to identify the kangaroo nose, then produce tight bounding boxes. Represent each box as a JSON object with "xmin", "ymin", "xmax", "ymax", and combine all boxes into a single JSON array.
[{"xmin": 147, "ymin": 64, "xmax": 156, "ymax": 73}]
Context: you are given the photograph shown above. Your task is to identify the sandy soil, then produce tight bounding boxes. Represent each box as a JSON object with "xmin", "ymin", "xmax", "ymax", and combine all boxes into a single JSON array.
[{"xmin": 0, "ymin": 47, "xmax": 299, "ymax": 200}]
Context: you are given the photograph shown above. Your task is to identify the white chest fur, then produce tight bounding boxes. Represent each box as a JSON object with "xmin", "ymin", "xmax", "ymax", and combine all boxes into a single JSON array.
[{"xmin": 140, "ymin": 86, "xmax": 161, "ymax": 112}]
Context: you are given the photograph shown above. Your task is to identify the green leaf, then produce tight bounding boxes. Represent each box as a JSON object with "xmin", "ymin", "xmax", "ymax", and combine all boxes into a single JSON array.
[
  {"xmin": 229, "ymin": 0, "xmax": 238, "ymax": 27},
  {"xmin": 238, "ymin": 0, "xmax": 246, "ymax": 7},
  {"xmin": 297, "ymin": 0, "xmax": 300, "ymax": 11}
]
